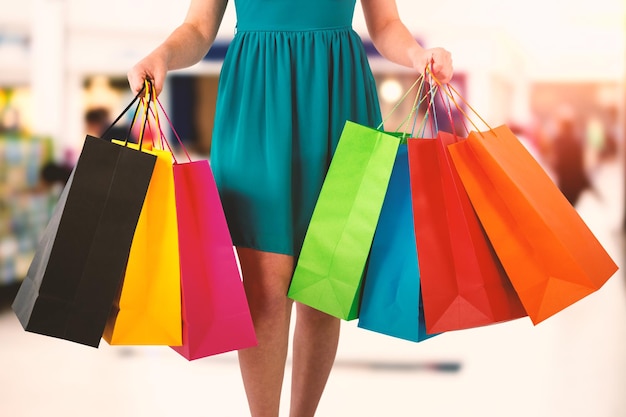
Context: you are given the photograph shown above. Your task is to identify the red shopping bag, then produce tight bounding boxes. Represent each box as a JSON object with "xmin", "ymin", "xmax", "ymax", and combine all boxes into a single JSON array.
[{"xmin": 408, "ymin": 131, "xmax": 527, "ymax": 334}]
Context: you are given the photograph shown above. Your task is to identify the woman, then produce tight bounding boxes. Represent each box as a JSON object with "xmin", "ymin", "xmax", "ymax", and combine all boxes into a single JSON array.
[{"xmin": 128, "ymin": 1, "xmax": 453, "ymax": 416}]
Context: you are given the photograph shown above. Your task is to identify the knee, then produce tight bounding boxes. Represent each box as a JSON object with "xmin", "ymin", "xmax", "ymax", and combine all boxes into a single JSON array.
[{"xmin": 244, "ymin": 284, "xmax": 292, "ymax": 321}]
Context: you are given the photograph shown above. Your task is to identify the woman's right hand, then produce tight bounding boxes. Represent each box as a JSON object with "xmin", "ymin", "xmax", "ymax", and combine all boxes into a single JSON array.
[
  {"xmin": 127, "ymin": 0, "xmax": 229, "ymax": 96},
  {"xmin": 127, "ymin": 50, "xmax": 169, "ymax": 96}
]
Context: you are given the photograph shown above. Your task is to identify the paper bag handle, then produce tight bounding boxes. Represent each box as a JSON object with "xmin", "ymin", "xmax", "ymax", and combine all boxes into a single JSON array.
[
  {"xmin": 425, "ymin": 66, "xmax": 494, "ymax": 137},
  {"xmin": 100, "ymin": 82, "xmax": 149, "ymax": 148},
  {"xmin": 139, "ymin": 80, "xmax": 193, "ymax": 164}
]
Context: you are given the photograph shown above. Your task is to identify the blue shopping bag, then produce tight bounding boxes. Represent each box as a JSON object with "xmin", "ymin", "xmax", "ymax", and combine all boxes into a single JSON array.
[{"xmin": 358, "ymin": 144, "xmax": 437, "ymax": 342}]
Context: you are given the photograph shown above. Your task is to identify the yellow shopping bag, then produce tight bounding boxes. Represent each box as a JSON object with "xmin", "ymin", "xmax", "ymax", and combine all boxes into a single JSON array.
[{"xmin": 103, "ymin": 141, "xmax": 182, "ymax": 346}]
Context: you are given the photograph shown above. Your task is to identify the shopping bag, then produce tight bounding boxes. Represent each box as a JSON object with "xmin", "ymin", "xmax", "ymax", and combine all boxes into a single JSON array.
[
  {"xmin": 408, "ymin": 131, "xmax": 527, "ymax": 334},
  {"xmin": 447, "ymin": 124, "xmax": 619, "ymax": 324},
  {"xmin": 287, "ymin": 121, "xmax": 401, "ymax": 320},
  {"xmin": 102, "ymin": 141, "xmax": 182, "ymax": 346},
  {"xmin": 11, "ymin": 132, "xmax": 156, "ymax": 347},
  {"xmin": 171, "ymin": 159, "xmax": 257, "ymax": 360},
  {"xmin": 358, "ymin": 144, "xmax": 435, "ymax": 342},
  {"xmin": 144, "ymin": 94, "xmax": 255, "ymax": 359}
]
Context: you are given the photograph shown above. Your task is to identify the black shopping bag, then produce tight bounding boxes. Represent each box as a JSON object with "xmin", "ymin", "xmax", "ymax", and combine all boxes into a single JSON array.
[{"xmin": 12, "ymin": 90, "xmax": 157, "ymax": 347}]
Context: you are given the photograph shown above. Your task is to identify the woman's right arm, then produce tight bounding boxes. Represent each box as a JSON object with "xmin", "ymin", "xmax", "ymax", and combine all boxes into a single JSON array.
[{"xmin": 127, "ymin": 0, "xmax": 229, "ymax": 95}]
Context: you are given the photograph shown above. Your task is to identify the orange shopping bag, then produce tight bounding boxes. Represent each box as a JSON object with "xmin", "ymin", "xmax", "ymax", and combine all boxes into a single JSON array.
[{"xmin": 443, "ymin": 85, "xmax": 618, "ymax": 325}]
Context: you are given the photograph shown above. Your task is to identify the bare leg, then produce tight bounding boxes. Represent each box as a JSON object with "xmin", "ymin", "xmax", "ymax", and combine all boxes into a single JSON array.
[
  {"xmin": 289, "ymin": 302, "xmax": 341, "ymax": 417},
  {"xmin": 236, "ymin": 247, "xmax": 295, "ymax": 417}
]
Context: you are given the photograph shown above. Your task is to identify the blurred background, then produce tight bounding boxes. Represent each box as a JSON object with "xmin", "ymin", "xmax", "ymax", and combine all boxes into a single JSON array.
[{"xmin": 0, "ymin": 0, "xmax": 624, "ymax": 416}]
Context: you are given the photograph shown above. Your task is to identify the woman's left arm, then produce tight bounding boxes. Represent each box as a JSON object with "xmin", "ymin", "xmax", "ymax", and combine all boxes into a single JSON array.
[{"xmin": 361, "ymin": 0, "xmax": 453, "ymax": 83}]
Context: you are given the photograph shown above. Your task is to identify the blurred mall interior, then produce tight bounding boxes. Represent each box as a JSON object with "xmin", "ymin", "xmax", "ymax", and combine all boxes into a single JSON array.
[{"xmin": 1, "ymin": 0, "xmax": 625, "ymax": 416}]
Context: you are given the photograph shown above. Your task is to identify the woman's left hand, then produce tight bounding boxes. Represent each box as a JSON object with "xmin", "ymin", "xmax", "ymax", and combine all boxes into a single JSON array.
[{"xmin": 411, "ymin": 47, "xmax": 454, "ymax": 84}]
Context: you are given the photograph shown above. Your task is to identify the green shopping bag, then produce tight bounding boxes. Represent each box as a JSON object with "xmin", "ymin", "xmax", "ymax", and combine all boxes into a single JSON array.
[{"xmin": 287, "ymin": 120, "xmax": 401, "ymax": 320}]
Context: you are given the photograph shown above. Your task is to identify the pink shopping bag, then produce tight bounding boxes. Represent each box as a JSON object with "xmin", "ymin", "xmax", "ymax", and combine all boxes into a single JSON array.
[
  {"xmin": 145, "ymin": 88, "xmax": 256, "ymax": 359},
  {"xmin": 171, "ymin": 159, "xmax": 257, "ymax": 360}
]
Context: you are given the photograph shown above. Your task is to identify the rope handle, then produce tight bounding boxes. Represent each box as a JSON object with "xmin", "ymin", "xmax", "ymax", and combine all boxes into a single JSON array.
[
  {"xmin": 376, "ymin": 74, "xmax": 423, "ymax": 131},
  {"xmin": 100, "ymin": 82, "xmax": 147, "ymax": 148},
  {"xmin": 378, "ymin": 73, "xmax": 438, "ymax": 135},
  {"xmin": 133, "ymin": 79, "xmax": 158, "ymax": 150},
  {"xmin": 156, "ymin": 98, "xmax": 193, "ymax": 163},
  {"xmin": 138, "ymin": 80, "xmax": 164, "ymax": 151},
  {"xmin": 138, "ymin": 80, "xmax": 194, "ymax": 165},
  {"xmin": 425, "ymin": 66, "xmax": 494, "ymax": 136},
  {"xmin": 418, "ymin": 64, "xmax": 440, "ymax": 138},
  {"xmin": 376, "ymin": 71, "xmax": 442, "ymax": 140},
  {"xmin": 404, "ymin": 62, "xmax": 443, "ymax": 139}
]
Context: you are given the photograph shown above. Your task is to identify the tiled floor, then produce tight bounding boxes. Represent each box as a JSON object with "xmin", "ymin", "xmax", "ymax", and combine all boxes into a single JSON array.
[{"xmin": 1, "ymin": 161, "xmax": 625, "ymax": 417}]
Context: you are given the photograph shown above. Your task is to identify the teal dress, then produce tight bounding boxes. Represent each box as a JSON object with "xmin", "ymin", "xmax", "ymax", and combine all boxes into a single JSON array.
[{"xmin": 211, "ymin": 0, "xmax": 382, "ymax": 257}]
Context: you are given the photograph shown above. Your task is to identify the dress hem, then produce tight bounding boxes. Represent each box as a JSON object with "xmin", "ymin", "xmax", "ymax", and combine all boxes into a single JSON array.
[{"xmin": 231, "ymin": 240, "xmax": 295, "ymax": 257}]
